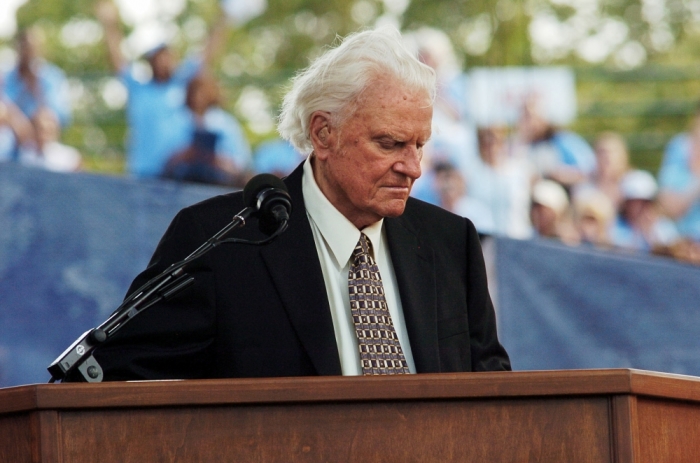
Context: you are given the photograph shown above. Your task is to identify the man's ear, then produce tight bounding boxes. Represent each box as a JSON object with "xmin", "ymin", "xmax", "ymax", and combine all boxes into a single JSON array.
[{"xmin": 309, "ymin": 111, "xmax": 333, "ymax": 159}]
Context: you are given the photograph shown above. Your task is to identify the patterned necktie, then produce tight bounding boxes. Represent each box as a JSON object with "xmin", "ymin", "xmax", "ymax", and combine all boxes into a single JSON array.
[{"xmin": 348, "ymin": 233, "xmax": 410, "ymax": 375}]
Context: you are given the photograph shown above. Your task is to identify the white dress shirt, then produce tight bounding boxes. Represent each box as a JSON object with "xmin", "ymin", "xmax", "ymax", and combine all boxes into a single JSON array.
[{"xmin": 302, "ymin": 155, "xmax": 416, "ymax": 375}]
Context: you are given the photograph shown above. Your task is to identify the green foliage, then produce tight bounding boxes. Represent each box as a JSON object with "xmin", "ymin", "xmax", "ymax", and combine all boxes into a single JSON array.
[{"xmin": 16, "ymin": 0, "xmax": 95, "ymax": 27}]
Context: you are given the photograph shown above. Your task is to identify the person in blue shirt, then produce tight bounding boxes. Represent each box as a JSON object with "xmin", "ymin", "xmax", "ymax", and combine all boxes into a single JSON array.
[
  {"xmin": 2, "ymin": 28, "xmax": 72, "ymax": 129},
  {"xmin": 516, "ymin": 98, "xmax": 596, "ymax": 189},
  {"xmin": 657, "ymin": 107, "xmax": 700, "ymax": 241},
  {"xmin": 96, "ymin": 0, "xmax": 229, "ymax": 179},
  {"xmin": 162, "ymin": 72, "xmax": 251, "ymax": 186},
  {"xmin": 612, "ymin": 169, "xmax": 679, "ymax": 252}
]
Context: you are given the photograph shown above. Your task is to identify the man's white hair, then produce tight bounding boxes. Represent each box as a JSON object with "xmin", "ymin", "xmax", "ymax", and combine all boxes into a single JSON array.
[{"xmin": 278, "ymin": 26, "xmax": 437, "ymax": 154}]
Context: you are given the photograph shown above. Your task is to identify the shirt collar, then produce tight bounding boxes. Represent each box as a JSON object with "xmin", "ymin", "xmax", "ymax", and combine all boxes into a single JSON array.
[{"xmin": 302, "ymin": 154, "xmax": 384, "ymax": 267}]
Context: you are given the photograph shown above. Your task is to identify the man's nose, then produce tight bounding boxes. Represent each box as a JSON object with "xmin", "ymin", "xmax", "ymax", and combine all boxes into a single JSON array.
[{"xmin": 395, "ymin": 146, "xmax": 422, "ymax": 179}]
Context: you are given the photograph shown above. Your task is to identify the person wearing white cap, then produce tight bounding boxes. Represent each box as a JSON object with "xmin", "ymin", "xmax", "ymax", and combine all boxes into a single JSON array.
[
  {"xmin": 530, "ymin": 179, "xmax": 572, "ymax": 239},
  {"xmin": 611, "ymin": 169, "xmax": 679, "ymax": 251}
]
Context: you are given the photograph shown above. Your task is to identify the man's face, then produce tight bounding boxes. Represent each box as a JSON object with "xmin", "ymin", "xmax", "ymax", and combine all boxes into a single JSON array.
[
  {"xmin": 312, "ymin": 76, "xmax": 432, "ymax": 229},
  {"xmin": 530, "ymin": 203, "xmax": 558, "ymax": 237},
  {"xmin": 18, "ymin": 32, "xmax": 39, "ymax": 66},
  {"xmin": 149, "ymin": 48, "xmax": 176, "ymax": 82}
]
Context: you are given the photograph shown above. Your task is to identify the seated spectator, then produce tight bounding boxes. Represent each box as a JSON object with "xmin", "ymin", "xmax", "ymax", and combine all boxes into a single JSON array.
[
  {"xmin": 657, "ymin": 105, "xmax": 700, "ymax": 241},
  {"xmin": 466, "ymin": 126, "xmax": 533, "ymax": 238},
  {"xmin": 19, "ymin": 107, "xmax": 82, "ymax": 172},
  {"xmin": 530, "ymin": 179, "xmax": 576, "ymax": 242},
  {"xmin": 253, "ymin": 138, "xmax": 304, "ymax": 178},
  {"xmin": 2, "ymin": 27, "xmax": 71, "ymax": 127},
  {"xmin": 571, "ymin": 187, "xmax": 615, "ymax": 248},
  {"xmin": 516, "ymin": 97, "xmax": 596, "ymax": 189},
  {"xmin": 96, "ymin": 0, "xmax": 228, "ymax": 178},
  {"xmin": 590, "ymin": 132, "xmax": 630, "ymax": 209},
  {"xmin": 612, "ymin": 170, "xmax": 679, "ymax": 252},
  {"xmin": 162, "ymin": 72, "xmax": 251, "ymax": 187},
  {"xmin": 433, "ymin": 161, "xmax": 495, "ymax": 234}
]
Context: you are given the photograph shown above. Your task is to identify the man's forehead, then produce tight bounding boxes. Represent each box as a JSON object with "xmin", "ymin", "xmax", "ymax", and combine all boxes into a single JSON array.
[{"xmin": 355, "ymin": 87, "xmax": 432, "ymax": 115}]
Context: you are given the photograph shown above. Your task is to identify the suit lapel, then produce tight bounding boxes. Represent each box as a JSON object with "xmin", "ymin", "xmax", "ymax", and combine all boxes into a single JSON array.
[
  {"xmin": 385, "ymin": 214, "xmax": 440, "ymax": 373},
  {"xmin": 259, "ymin": 164, "xmax": 342, "ymax": 375}
]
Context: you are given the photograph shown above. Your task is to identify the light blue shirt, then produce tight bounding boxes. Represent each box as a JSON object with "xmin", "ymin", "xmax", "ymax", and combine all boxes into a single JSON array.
[
  {"xmin": 529, "ymin": 130, "xmax": 597, "ymax": 178},
  {"xmin": 658, "ymin": 134, "xmax": 700, "ymax": 240},
  {"xmin": 3, "ymin": 60, "xmax": 71, "ymax": 126},
  {"xmin": 551, "ymin": 131, "xmax": 597, "ymax": 174},
  {"xmin": 120, "ymin": 58, "xmax": 200, "ymax": 178},
  {"xmin": 465, "ymin": 156, "xmax": 534, "ymax": 239}
]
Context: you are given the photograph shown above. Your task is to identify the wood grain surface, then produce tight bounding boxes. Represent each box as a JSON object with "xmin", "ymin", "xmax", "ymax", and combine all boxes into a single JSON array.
[{"xmin": 2, "ymin": 369, "xmax": 700, "ymax": 463}]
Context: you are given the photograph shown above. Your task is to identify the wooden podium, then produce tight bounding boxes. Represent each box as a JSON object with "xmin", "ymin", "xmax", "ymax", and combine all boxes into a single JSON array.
[{"xmin": 2, "ymin": 369, "xmax": 700, "ymax": 462}]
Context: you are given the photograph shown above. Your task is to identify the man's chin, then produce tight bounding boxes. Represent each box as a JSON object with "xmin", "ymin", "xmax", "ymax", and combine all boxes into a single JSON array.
[{"xmin": 378, "ymin": 200, "xmax": 408, "ymax": 218}]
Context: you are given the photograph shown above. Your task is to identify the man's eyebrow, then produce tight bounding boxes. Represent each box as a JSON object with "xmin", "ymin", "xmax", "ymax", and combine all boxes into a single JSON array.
[{"xmin": 373, "ymin": 130, "xmax": 405, "ymax": 140}]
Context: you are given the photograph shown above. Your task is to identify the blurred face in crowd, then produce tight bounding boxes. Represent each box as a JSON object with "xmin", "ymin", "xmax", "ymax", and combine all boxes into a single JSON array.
[
  {"xmin": 518, "ymin": 99, "xmax": 550, "ymax": 143},
  {"xmin": 478, "ymin": 127, "xmax": 506, "ymax": 167},
  {"xmin": 594, "ymin": 134, "xmax": 629, "ymax": 182},
  {"xmin": 530, "ymin": 202, "xmax": 558, "ymax": 237},
  {"xmin": 149, "ymin": 48, "xmax": 176, "ymax": 82},
  {"xmin": 186, "ymin": 74, "xmax": 221, "ymax": 115},
  {"xmin": 434, "ymin": 165, "xmax": 466, "ymax": 211},
  {"xmin": 573, "ymin": 190, "xmax": 614, "ymax": 245},
  {"xmin": 577, "ymin": 214, "xmax": 604, "ymax": 243},
  {"xmin": 310, "ymin": 75, "xmax": 432, "ymax": 229},
  {"xmin": 17, "ymin": 29, "xmax": 40, "ymax": 69},
  {"xmin": 575, "ymin": 206, "xmax": 612, "ymax": 244},
  {"xmin": 622, "ymin": 198, "xmax": 653, "ymax": 225}
]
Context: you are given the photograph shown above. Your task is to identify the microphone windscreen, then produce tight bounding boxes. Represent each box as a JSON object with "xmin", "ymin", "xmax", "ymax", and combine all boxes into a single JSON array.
[{"xmin": 242, "ymin": 173, "xmax": 288, "ymax": 208}]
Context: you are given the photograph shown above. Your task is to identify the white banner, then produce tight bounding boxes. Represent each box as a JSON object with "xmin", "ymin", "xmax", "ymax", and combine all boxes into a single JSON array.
[{"xmin": 468, "ymin": 66, "xmax": 577, "ymax": 127}]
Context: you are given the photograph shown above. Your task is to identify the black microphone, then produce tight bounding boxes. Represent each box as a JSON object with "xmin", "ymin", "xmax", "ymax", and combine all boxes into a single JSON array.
[{"xmin": 243, "ymin": 173, "xmax": 292, "ymax": 235}]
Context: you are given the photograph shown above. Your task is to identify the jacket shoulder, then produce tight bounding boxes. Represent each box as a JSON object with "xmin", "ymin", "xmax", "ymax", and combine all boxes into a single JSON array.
[{"xmin": 401, "ymin": 197, "xmax": 476, "ymax": 237}]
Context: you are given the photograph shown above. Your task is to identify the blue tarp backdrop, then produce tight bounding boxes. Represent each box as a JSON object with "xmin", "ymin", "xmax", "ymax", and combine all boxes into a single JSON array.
[
  {"xmin": 495, "ymin": 237, "xmax": 700, "ymax": 375},
  {"xmin": 0, "ymin": 164, "xmax": 228, "ymax": 386},
  {"xmin": 1, "ymin": 164, "xmax": 699, "ymax": 387}
]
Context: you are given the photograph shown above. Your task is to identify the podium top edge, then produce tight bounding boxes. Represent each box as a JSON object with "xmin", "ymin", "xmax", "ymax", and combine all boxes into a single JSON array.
[{"xmin": 2, "ymin": 368, "xmax": 699, "ymax": 415}]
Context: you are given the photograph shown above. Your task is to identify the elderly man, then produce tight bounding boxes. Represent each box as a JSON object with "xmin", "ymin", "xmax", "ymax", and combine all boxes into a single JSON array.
[{"xmin": 94, "ymin": 27, "xmax": 510, "ymax": 380}]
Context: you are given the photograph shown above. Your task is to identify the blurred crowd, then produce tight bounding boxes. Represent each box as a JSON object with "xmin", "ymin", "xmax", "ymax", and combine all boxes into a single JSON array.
[{"xmin": 2, "ymin": 8, "xmax": 700, "ymax": 265}]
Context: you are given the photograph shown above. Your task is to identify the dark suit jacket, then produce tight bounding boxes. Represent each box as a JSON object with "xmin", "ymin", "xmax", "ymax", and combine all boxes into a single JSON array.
[{"xmin": 95, "ymin": 163, "xmax": 510, "ymax": 379}]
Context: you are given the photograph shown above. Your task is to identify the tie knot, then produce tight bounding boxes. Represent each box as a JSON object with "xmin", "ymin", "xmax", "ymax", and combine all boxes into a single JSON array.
[{"xmin": 352, "ymin": 233, "xmax": 372, "ymax": 260}]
